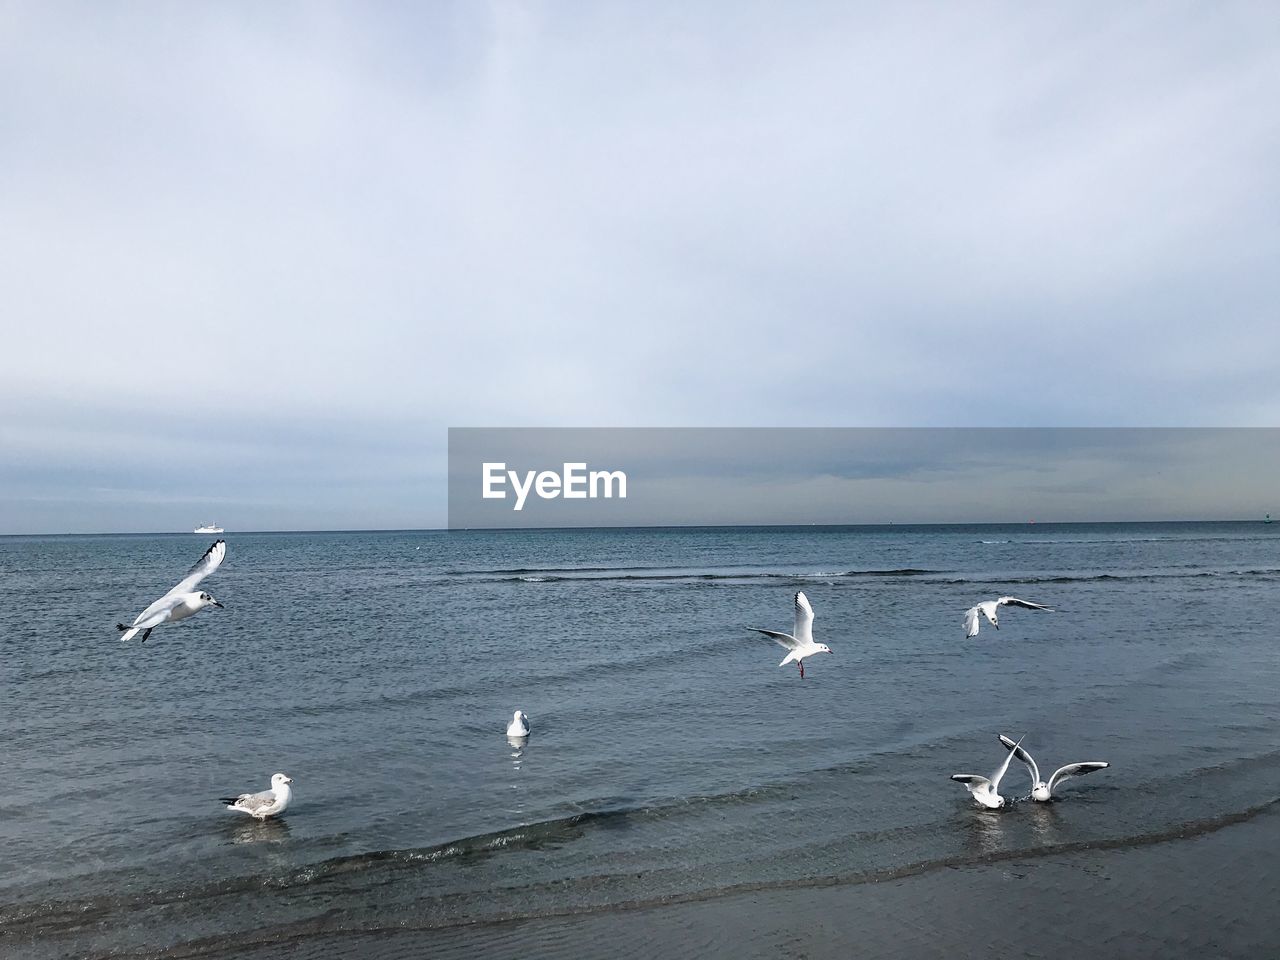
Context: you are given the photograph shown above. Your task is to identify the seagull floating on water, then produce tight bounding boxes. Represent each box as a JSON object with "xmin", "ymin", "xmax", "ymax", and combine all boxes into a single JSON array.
[
  {"xmin": 507, "ymin": 710, "xmax": 530, "ymax": 738},
  {"xmin": 951, "ymin": 736, "xmax": 1023, "ymax": 809},
  {"xmin": 751, "ymin": 591, "xmax": 831, "ymax": 679},
  {"xmin": 221, "ymin": 772, "xmax": 293, "ymax": 820},
  {"xmin": 116, "ymin": 540, "xmax": 226, "ymax": 642},
  {"xmin": 963, "ymin": 596, "xmax": 1053, "ymax": 638},
  {"xmin": 999, "ymin": 734, "xmax": 1109, "ymax": 802}
]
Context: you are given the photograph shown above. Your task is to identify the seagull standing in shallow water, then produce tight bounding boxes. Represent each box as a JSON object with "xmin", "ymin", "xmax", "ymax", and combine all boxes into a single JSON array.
[
  {"xmin": 999, "ymin": 734, "xmax": 1109, "ymax": 801},
  {"xmin": 221, "ymin": 773, "xmax": 293, "ymax": 820},
  {"xmin": 963, "ymin": 596, "xmax": 1053, "ymax": 638},
  {"xmin": 951, "ymin": 736, "xmax": 1023, "ymax": 809},
  {"xmin": 116, "ymin": 540, "xmax": 226, "ymax": 642},
  {"xmin": 751, "ymin": 591, "xmax": 832, "ymax": 679}
]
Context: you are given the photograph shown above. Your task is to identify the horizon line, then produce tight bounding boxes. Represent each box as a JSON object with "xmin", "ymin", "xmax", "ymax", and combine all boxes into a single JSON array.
[{"xmin": 1, "ymin": 517, "xmax": 1274, "ymax": 537}]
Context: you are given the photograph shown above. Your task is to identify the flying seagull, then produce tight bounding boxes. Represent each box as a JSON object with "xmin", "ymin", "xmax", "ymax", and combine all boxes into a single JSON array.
[
  {"xmin": 507, "ymin": 710, "xmax": 530, "ymax": 738},
  {"xmin": 221, "ymin": 772, "xmax": 293, "ymax": 820},
  {"xmin": 751, "ymin": 591, "xmax": 832, "ymax": 679},
  {"xmin": 116, "ymin": 540, "xmax": 226, "ymax": 642},
  {"xmin": 951, "ymin": 736, "xmax": 1023, "ymax": 809},
  {"xmin": 999, "ymin": 734, "xmax": 1109, "ymax": 802},
  {"xmin": 963, "ymin": 596, "xmax": 1053, "ymax": 638}
]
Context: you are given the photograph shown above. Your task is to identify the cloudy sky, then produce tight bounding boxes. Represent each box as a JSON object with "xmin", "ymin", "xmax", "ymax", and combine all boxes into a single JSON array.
[{"xmin": 2, "ymin": 3, "xmax": 1278, "ymax": 532}]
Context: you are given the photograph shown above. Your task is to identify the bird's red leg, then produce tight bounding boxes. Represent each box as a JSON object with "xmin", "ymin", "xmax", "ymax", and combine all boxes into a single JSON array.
[{"xmin": 799, "ymin": 661, "xmax": 805, "ymax": 679}]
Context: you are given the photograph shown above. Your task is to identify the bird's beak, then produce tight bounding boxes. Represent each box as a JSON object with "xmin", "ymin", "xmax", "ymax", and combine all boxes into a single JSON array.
[
  {"xmin": 284, "ymin": 777, "xmax": 293, "ymax": 783},
  {"xmin": 213, "ymin": 600, "xmax": 224, "ymax": 608}
]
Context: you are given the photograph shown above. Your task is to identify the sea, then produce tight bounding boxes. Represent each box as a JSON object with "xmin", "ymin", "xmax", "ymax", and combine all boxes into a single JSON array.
[{"xmin": 2, "ymin": 522, "xmax": 1278, "ymax": 958}]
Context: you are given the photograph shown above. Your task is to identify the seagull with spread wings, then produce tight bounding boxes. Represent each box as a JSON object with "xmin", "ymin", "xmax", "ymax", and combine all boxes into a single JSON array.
[
  {"xmin": 116, "ymin": 539, "xmax": 226, "ymax": 642},
  {"xmin": 999, "ymin": 734, "xmax": 1109, "ymax": 802},
  {"xmin": 963, "ymin": 596, "xmax": 1053, "ymax": 638},
  {"xmin": 751, "ymin": 591, "xmax": 832, "ymax": 679},
  {"xmin": 951, "ymin": 736, "xmax": 1023, "ymax": 809}
]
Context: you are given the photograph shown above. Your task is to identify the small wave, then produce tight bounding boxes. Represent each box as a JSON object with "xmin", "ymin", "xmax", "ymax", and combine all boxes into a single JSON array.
[
  {"xmin": 943, "ymin": 568, "xmax": 1280, "ymax": 586},
  {"xmin": 493, "ymin": 568, "xmax": 950, "ymax": 584},
  {"xmin": 447, "ymin": 564, "xmax": 670, "ymax": 577},
  {"xmin": 1003, "ymin": 534, "xmax": 1280, "ymax": 546},
  {"xmin": 840, "ymin": 568, "xmax": 941, "ymax": 578}
]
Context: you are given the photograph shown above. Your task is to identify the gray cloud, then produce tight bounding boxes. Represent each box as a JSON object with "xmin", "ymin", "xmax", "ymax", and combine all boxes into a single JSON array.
[{"xmin": 3, "ymin": 3, "xmax": 1278, "ymax": 531}]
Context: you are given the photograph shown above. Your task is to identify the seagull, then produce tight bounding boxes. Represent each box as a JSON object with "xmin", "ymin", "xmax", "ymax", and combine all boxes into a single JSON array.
[
  {"xmin": 951, "ymin": 736, "xmax": 1023, "ymax": 809},
  {"xmin": 751, "ymin": 591, "xmax": 832, "ymax": 679},
  {"xmin": 963, "ymin": 596, "xmax": 1053, "ymax": 638},
  {"xmin": 507, "ymin": 710, "xmax": 530, "ymax": 737},
  {"xmin": 221, "ymin": 773, "xmax": 293, "ymax": 820},
  {"xmin": 999, "ymin": 734, "xmax": 1109, "ymax": 802},
  {"xmin": 116, "ymin": 540, "xmax": 226, "ymax": 642}
]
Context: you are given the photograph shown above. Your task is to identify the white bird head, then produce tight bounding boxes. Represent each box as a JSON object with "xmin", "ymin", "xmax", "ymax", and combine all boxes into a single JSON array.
[
  {"xmin": 1032, "ymin": 782, "xmax": 1052, "ymax": 802},
  {"xmin": 512, "ymin": 710, "xmax": 526, "ymax": 722},
  {"xmin": 271, "ymin": 773, "xmax": 293, "ymax": 788},
  {"xmin": 815, "ymin": 643, "xmax": 832, "ymax": 655},
  {"xmin": 200, "ymin": 591, "xmax": 224, "ymax": 609}
]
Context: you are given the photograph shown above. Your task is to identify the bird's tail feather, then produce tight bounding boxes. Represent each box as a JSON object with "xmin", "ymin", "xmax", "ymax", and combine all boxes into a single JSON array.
[{"xmin": 219, "ymin": 798, "xmax": 241, "ymax": 806}]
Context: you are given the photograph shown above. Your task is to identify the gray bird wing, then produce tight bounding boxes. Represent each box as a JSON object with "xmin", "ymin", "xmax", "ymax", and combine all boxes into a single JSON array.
[
  {"xmin": 231, "ymin": 789, "xmax": 278, "ymax": 813},
  {"xmin": 793, "ymin": 592, "xmax": 814, "ymax": 644},
  {"xmin": 751, "ymin": 628, "xmax": 800, "ymax": 650},
  {"xmin": 997, "ymin": 597, "xmax": 1054, "ymax": 612},
  {"xmin": 130, "ymin": 594, "xmax": 184, "ymax": 629},
  {"xmin": 990, "ymin": 736, "xmax": 1023, "ymax": 791},
  {"xmin": 1047, "ymin": 761, "xmax": 1109, "ymax": 794},
  {"xmin": 999, "ymin": 733, "xmax": 1041, "ymax": 785},
  {"xmin": 164, "ymin": 540, "xmax": 226, "ymax": 599}
]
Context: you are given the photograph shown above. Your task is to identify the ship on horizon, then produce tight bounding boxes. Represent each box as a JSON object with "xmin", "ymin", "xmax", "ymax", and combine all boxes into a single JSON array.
[{"xmin": 193, "ymin": 522, "xmax": 224, "ymax": 534}]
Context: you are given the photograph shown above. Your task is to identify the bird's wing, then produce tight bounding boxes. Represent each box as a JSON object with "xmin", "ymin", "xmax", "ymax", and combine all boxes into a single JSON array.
[
  {"xmin": 998, "ymin": 597, "xmax": 1054, "ymax": 612},
  {"xmin": 950, "ymin": 774, "xmax": 991, "ymax": 791},
  {"xmin": 164, "ymin": 540, "xmax": 226, "ymax": 598},
  {"xmin": 793, "ymin": 592, "xmax": 814, "ymax": 644},
  {"xmin": 228, "ymin": 788, "xmax": 277, "ymax": 812},
  {"xmin": 999, "ymin": 733, "xmax": 1040, "ymax": 784},
  {"xmin": 990, "ymin": 736, "xmax": 1022, "ymax": 791},
  {"xmin": 752, "ymin": 628, "xmax": 799, "ymax": 650},
  {"xmin": 963, "ymin": 606, "xmax": 981, "ymax": 638},
  {"xmin": 1047, "ymin": 761, "xmax": 1109, "ymax": 794},
  {"xmin": 130, "ymin": 594, "xmax": 184, "ymax": 629}
]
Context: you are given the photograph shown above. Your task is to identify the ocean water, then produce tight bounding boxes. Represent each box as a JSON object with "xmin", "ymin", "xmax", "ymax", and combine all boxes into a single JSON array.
[{"xmin": 2, "ymin": 523, "xmax": 1279, "ymax": 958}]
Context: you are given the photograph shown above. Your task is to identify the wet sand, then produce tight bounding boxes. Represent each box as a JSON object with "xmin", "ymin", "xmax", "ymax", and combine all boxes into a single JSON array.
[{"xmin": 213, "ymin": 802, "xmax": 1280, "ymax": 960}]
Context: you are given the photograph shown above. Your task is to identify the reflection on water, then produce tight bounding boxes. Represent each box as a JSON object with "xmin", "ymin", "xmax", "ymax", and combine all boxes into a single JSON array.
[
  {"xmin": 1024, "ymin": 801, "xmax": 1065, "ymax": 844},
  {"xmin": 508, "ymin": 736, "xmax": 528, "ymax": 819},
  {"xmin": 963, "ymin": 806, "xmax": 1010, "ymax": 857},
  {"xmin": 227, "ymin": 818, "xmax": 292, "ymax": 845}
]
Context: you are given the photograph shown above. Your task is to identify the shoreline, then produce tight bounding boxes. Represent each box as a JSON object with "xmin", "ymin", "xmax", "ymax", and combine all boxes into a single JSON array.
[{"xmin": 120, "ymin": 799, "xmax": 1280, "ymax": 960}]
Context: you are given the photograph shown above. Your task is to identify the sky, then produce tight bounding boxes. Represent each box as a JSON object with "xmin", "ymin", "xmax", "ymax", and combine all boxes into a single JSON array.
[{"xmin": 2, "ymin": 3, "xmax": 1278, "ymax": 533}]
